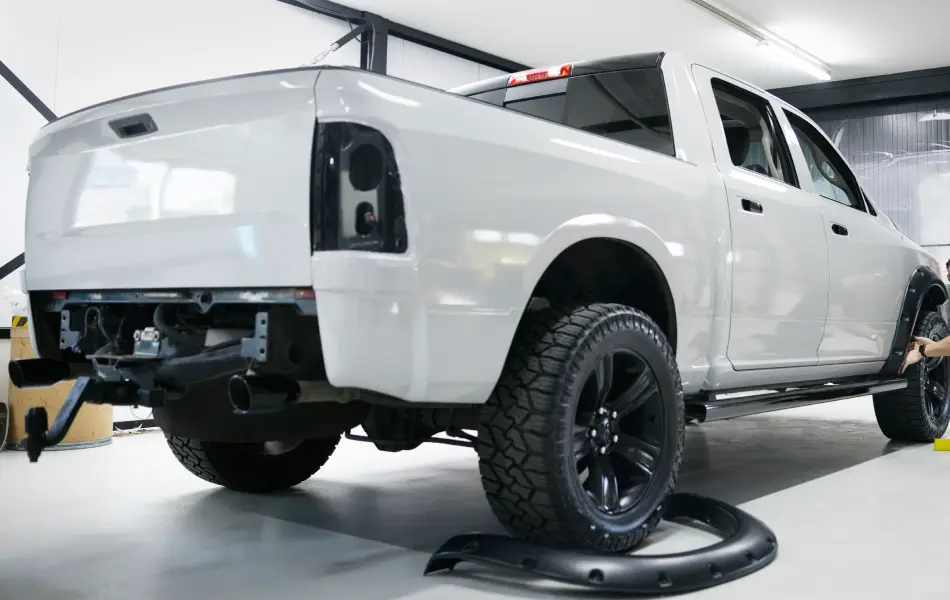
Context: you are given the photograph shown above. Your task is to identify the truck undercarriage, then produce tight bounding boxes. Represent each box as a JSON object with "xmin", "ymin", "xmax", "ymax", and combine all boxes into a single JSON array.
[
  {"xmin": 14, "ymin": 284, "xmax": 920, "ymax": 465},
  {"xmin": 14, "ymin": 288, "xmax": 480, "ymax": 461}
]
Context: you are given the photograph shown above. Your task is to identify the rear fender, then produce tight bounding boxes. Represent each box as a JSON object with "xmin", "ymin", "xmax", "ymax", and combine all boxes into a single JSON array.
[
  {"xmin": 522, "ymin": 214, "xmax": 681, "ymax": 314},
  {"xmin": 521, "ymin": 214, "xmax": 680, "ymax": 313}
]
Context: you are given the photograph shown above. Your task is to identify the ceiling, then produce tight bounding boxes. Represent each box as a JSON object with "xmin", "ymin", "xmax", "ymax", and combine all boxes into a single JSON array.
[{"xmin": 344, "ymin": 0, "xmax": 950, "ymax": 89}]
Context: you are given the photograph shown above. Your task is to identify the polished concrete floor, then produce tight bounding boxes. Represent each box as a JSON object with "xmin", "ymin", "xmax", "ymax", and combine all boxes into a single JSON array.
[{"xmin": 1, "ymin": 397, "xmax": 948, "ymax": 599}]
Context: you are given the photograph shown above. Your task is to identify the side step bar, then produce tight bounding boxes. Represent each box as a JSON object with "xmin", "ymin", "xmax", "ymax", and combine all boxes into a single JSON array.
[{"xmin": 686, "ymin": 377, "xmax": 907, "ymax": 422}]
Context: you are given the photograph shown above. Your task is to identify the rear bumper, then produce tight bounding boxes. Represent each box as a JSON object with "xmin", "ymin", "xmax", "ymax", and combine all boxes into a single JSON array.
[{"xmin": 23, "ymin": 261, "xmax": 519, "ymax": 406}]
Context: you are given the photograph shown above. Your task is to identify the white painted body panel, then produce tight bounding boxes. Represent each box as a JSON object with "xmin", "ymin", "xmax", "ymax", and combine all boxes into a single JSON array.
[
  {"xmin": 21, "ymin": 56, "xmax": 939, "ymax": 404},
  {"xmin": 25, "ymin": 68, "xmax": 322, "ymax": 290},
  {"xmin": 310, "ymin": 61, "xmax": 724, "ymax": 402},
  {"xmin": 692, "ymin": 65, "xmax": 831, "ymax": 371}
]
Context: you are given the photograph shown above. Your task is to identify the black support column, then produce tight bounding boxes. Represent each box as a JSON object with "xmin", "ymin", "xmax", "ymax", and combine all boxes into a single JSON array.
[{"xmin": 360, "ymin": 13, "xmax": 388, "ymax": 74}]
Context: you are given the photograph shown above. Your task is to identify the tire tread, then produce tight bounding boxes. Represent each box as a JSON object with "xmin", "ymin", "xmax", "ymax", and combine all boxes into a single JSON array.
[
  {"xmin": 476, "ymin": 303, "xmax": 683, "ymax": 552},
  {"xmin": 874, "ymin": 310, "xmax": 950, "ymax": 442},
  {"xmin": 166, "ymin": 435, "xmax": 339, "ymax": 493}
]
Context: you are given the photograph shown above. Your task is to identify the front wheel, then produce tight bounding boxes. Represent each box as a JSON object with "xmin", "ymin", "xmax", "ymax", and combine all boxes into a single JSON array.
[
  {"xmin": 477, "ymin": 303, "xmax": 684, "ymax": 553},
  {"xmin": 874, "ymin": 310, "xmax": 950, "ymax": 442},
  {"xmin": 167, "ymin": 435, "xmax": 340, "ymax": 493}
]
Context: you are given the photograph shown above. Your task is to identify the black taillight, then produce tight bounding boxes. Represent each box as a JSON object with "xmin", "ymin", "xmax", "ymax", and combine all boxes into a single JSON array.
[{"xmin": 311, "ymin": 122, "xmax": 406, "ymax": 254}]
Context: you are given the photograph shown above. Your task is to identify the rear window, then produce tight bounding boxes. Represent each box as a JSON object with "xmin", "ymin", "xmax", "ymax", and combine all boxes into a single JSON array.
[{"xmin": 467, "ymin": 68, "xmax": 675, "ymax": 157}]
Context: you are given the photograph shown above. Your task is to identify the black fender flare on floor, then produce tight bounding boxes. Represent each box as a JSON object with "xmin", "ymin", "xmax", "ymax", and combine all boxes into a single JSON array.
[{"xmin": 424, "ymin": 493, "xmax": 778, "ymax": 595}]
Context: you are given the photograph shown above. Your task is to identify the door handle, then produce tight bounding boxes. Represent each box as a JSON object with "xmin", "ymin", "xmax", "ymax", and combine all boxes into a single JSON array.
[
  {"xmin": 832, "ymin": 223, "xmax": 849, "ymax": 236},
  {"xmin": 741, "ymin": 199, "xmax": 763, "ymax": 214}
]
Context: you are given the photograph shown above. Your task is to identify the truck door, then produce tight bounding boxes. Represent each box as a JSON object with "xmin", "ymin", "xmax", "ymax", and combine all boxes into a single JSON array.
[
  {"xmin": 779, "ymin": 108, "xmax": 907, "ymax": 364},
  {"xmin": 692, "ymin": 66, "xmax": 830, "ymax": 370}
]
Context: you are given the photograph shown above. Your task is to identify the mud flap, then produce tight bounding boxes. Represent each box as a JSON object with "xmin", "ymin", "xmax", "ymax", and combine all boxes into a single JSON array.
[{"xmin": 424, "ymin": 493, "xmax": 777, "ymax": 595}]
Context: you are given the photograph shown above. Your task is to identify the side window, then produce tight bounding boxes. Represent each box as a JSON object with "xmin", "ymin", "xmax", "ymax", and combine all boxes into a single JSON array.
[
  {"xmin": 563, "ymin": 68, "xmax": 675, "ymax": 156},
  {"xmin": 710, "ymin": 79, "xmax": 797, "ymax": 186},
  {"xmin": 784, "ymin": 111, "xmax": 864, "ymax": 211}
]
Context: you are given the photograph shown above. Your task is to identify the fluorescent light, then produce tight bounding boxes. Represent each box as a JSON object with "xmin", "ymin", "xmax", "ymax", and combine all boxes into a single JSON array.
[
  {"xmin": 920, "ymin": 110, "xmax": 950, "ymax": 122},
  {"xmin": 681, "ymin": 0, "xmax": 832, "ymax": 82},
  {"xmin": 757, "ymin": 40, "xmax": 831, "ymax": 81}
]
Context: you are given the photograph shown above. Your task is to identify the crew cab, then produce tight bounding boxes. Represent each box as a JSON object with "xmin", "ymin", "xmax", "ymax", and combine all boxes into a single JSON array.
[{"xmin": 11, "ymin": 51, "xmax": 948, "ymax": 553}]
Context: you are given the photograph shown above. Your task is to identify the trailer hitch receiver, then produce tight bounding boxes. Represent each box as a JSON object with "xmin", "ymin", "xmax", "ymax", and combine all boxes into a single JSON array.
[{"xmin": 22, "ymin": 376, "xmax": 164, "ymax": 463}]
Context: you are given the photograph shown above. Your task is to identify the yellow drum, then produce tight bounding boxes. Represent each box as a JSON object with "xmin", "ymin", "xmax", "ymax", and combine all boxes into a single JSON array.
[{"xmin": 6, "ymin": 317, "xmax": 112, "ymax": 450}]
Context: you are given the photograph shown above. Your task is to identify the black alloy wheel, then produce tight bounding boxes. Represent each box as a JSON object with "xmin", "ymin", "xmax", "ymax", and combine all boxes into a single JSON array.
[
  {"xmin": 875, "ymin": 310, "xmax": 950, "ymax": 442},
  {"xmin": 477, "ymin": 303, "xmax": 684, "ymax": 552},
  {"xmin": 922, "ymin": 336, "xmax": 950, "ymax": 424},
  {"xmin": 573, "ymin": 349, "xmax": 665, "ymax": 516}
]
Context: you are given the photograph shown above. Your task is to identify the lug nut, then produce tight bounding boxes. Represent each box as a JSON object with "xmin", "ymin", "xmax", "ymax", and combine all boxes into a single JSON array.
[
  {"xmin": 590, "ymin": 430, "xmax": 598, "ymax": 438},
  {"xmin": 613, "ymin": 434, "xmax": 619, "ymax": 442},
  {"xmin": 599, "ymin": 447, "xmax": 607, "ymax": 455},
  {"xmin": 611, "ymin": 411, "xmax": 617, "ymax": 419}
]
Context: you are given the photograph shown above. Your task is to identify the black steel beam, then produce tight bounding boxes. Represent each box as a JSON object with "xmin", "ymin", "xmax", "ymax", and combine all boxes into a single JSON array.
[
  {"xmin": 386, "ymin": 22, "xmax": 528, "ymax": 74},
  {"xmin": 0, "ymin": 58, "xmax": 56, "ymax": 122},
  {"xmin": 278, "ymin": 0, "xmax": 362, "ymax": 22},
  {"xmin": 0, "ymin": 253, "xmax": 24, "ymax": 282},
  {"xmin": 278, "ymin": 0, "xmax": 529, "ymax": 75},
  {"xmin": 770, "ymin": 65, "xmax": 950, "ymax": 111}
]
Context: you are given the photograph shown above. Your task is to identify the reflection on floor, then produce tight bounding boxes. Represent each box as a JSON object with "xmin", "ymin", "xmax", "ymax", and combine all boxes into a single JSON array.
[{"xmin": 0, "ymin": 396, "xmax": 947, "ymax": 600}]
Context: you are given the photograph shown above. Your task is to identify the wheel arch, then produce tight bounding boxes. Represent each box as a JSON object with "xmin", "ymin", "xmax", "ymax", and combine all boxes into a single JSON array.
[
  {"xmin": 521, "ymin": 235, "xmax": 678, "ymax": 350},
  {"xmin": 881, "ymin": 266, "xmax": 949, "ymax": 375}
]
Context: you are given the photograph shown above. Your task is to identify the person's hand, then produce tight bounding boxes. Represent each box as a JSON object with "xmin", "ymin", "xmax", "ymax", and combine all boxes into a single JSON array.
[{"xmin": 899, "ymin": 337, "xmax": 931, "ymax": 374}]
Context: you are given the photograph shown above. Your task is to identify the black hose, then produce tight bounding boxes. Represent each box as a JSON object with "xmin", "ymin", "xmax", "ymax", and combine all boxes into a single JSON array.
[{"xmin": 153, "ymin": 304, "xmax": 193, "ymax": 346}]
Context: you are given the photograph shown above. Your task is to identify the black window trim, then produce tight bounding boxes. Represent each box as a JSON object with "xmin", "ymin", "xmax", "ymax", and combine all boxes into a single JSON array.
[
  {"xmin": 710, "ymin": 77, "xmax": 800, "ymax": 190},
  {"xmin": 783, "ymin": 109, "xmax": 869, "ymax": 214}
]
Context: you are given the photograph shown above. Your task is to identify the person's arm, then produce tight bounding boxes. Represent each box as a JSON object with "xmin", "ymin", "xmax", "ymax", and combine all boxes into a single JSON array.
[
  {"xmin": 917, "ymin": 336, "xmax": 950, "ymax": 357},
  {"xmin": 901, "ymin": 336, "xmax": 950, "ymax": 373}
]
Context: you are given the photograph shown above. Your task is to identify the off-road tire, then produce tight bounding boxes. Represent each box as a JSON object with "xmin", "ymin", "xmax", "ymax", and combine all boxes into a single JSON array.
[
  {"xmin": 874, "ymin": 310, "xmax": 950, "ymax": 442},
  {"xmin": 166, "ymin": 435, "xmax": 340, "ymax": 493},
  {"xmin": 477, "ymin": 303, "xmax": 684, "ymax": 553}
]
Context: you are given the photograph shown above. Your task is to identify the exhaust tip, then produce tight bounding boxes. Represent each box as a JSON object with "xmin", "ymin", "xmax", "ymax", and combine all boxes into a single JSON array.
[
  {"xmin": 8, "ymin": 361, "xmax": 25, "ymax": 389},
  {"xmin": 8, "ymin": 359, "xmax": 71, "ymax": 389},
  {"xmin": 228, "ymin": 375, "xmax": 253, "ymax": 413}
]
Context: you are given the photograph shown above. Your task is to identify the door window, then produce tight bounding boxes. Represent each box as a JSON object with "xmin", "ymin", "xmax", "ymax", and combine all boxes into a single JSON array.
[
  {"xmin": 711, "ymin": 79, "xmax": 797, "ymax": 186},
  {"xmin": 784, "ymin": 111, "xmax": 864, "ymax": 211}
]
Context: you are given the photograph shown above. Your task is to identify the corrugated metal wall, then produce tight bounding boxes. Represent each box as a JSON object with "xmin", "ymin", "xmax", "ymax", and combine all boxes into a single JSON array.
[{"xmin": 810, "ymin": 99, "xmax": 950, "ymax": 251}]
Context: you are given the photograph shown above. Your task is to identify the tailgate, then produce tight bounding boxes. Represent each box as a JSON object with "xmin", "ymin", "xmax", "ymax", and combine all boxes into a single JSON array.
[{"xmin": 24, "ymin": 68, "xmax": 322, "ymax": 291}]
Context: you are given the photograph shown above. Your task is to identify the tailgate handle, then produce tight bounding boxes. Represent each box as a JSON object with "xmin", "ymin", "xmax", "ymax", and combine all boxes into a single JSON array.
[{"xmin": 109, "ymin": 114, "xmax": 158, "ymax": 139}]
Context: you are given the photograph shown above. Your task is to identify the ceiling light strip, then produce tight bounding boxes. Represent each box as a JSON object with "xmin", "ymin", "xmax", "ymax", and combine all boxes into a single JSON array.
[
  {"xmin": 682, "ymin": 0, "xmax": 832, "ymax": 80},
  {"xmin": 685, "ymin": 0, "xmax": 767, "ymax": 43}
]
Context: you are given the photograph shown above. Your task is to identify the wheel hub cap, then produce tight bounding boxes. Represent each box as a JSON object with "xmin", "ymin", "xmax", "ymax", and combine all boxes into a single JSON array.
[
  {"xmin": 572, "ymin": 349, "xmax": 665, "ymax": 515},
  {"xmin": 588, "ymin": 408, "xmax": 619, "ymax": 455}
]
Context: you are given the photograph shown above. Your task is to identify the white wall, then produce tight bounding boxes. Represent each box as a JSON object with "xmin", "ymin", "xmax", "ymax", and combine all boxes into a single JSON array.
[{"xmin": 387, "ymin": 38, "xmax": 507, "ymax": 89}]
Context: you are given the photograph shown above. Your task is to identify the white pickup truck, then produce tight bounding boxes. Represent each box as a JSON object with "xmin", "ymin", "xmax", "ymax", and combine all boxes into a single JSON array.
[{"xmin": 11, "ymin": 51, "xmax": 949, "ymax": 552}]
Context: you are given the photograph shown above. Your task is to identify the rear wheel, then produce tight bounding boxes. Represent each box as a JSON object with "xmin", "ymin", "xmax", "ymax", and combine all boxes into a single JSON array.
[
  {"xmin": 477, "ymin": 303, "xmax": 684, "ymax": 552},
  {"xmin": 874, "ymin": 310, "xmax": 950, "ymax": 442},
  {"xmin": 167, "ymin": 435, "xmax": 340, "ymax": 493}
]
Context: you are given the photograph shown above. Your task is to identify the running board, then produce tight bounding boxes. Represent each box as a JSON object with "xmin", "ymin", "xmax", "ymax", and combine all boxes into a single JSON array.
[{"xmin": 687, "ymin": 377, "xmax": 907, "ymax": 422}]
